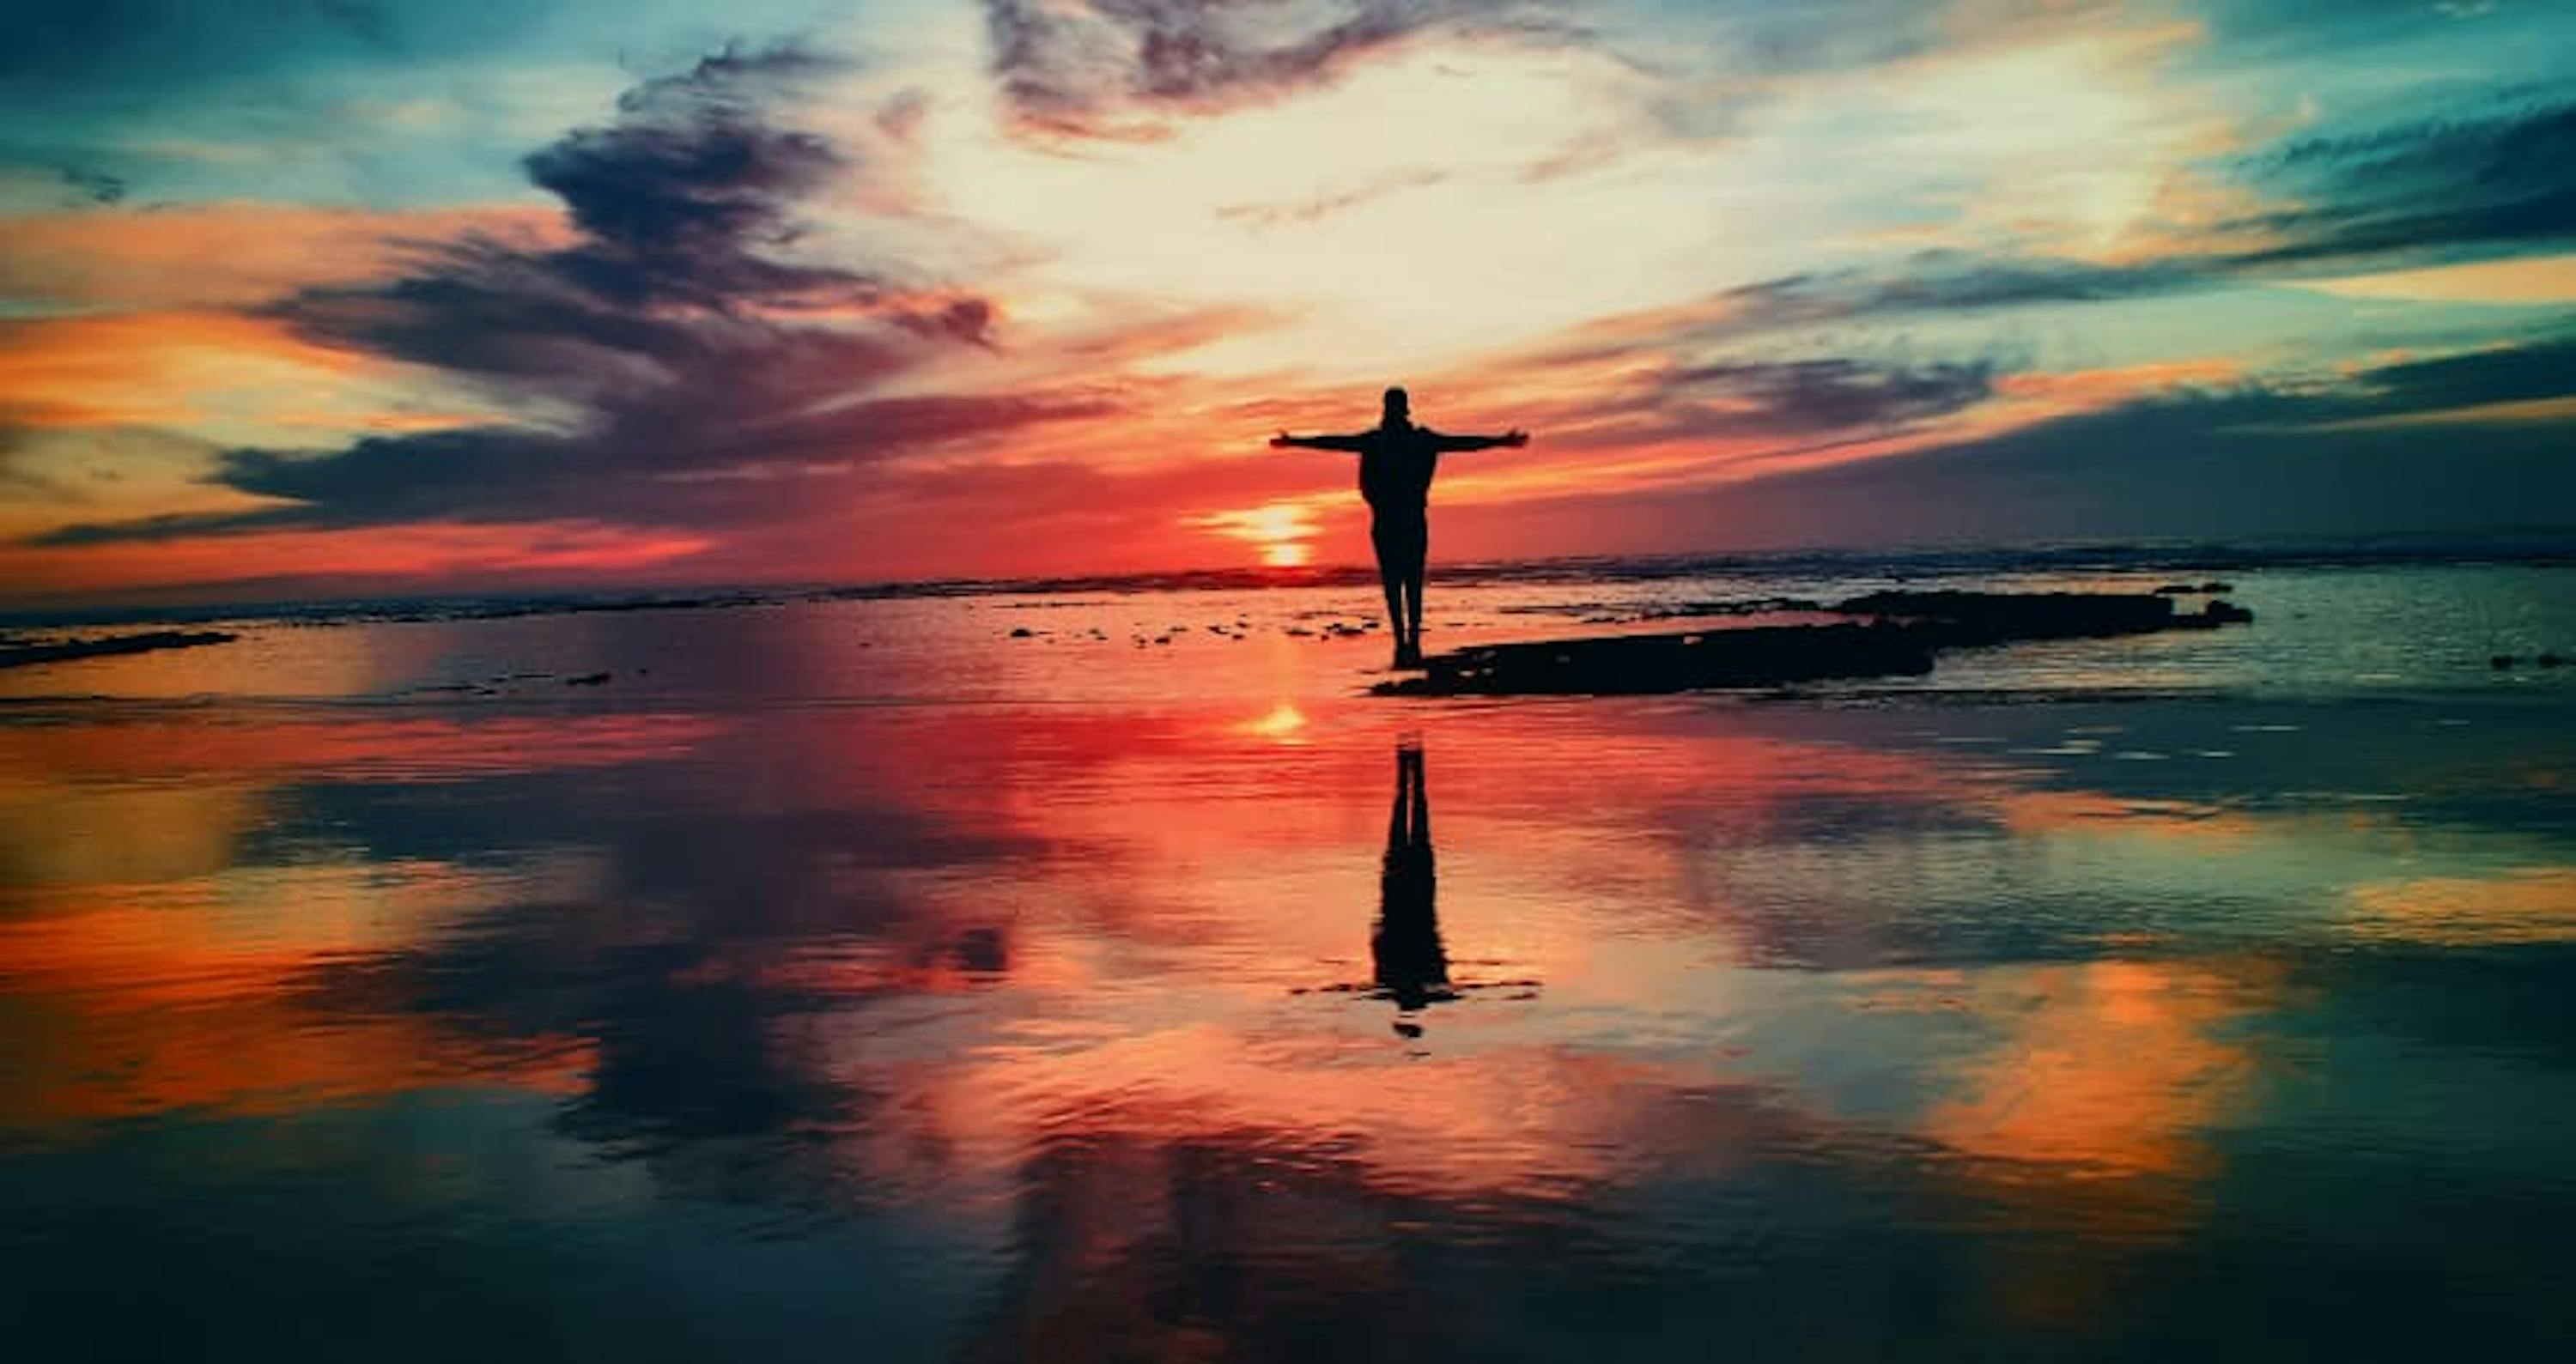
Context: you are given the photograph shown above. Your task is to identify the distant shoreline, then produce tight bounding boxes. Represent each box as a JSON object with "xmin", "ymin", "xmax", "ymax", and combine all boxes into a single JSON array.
[{"xmin": 5, "ymin": 537, "xmax": 2573, "ymax": 634}]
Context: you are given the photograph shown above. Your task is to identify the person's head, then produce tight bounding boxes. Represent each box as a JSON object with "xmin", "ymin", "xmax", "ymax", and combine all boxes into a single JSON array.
[{"xmin": 1382, "ymin": 386, "xmax": 1411, "ymax": 427}]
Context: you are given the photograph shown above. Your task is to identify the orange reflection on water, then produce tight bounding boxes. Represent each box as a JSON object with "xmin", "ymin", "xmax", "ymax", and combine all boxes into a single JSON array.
[
  {"xmin": 0, "ymin": 712, "xmax": 724, "ymax": 787},
  {"xmin": 1923, "ymin": 959, "xmax": 2266, "ymax": 1180},
  {"xmin": 0, "ymin": 859, "xmax": 601, "ymax": 1126},
  {"xmin": 1996, "ymin": 790, "xmax": 2269, "ymax": 844},
  {"xmin": 0, "ymin": 779, "xmax": 263, "ymax": 889},
  {"xmin": 1238, "ymin": 703, "xmax": 1310, "ymax": 743},
  {"xmin": 0, "ymin": 710, "xmax": 726, "ymax": 1130},
  {"xmin": 0, "ymin": 713, "xmax": 721, "ymax": 900},
  {"xmin": 2347, "ymin": 868, "xmax": 2576, "ymax": 944}
]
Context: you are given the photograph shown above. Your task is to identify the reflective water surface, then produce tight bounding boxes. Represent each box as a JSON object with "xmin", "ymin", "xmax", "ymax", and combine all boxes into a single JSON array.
[{"xmin": 4, "ymin": 565, "xmax": 2574, "ymax": 1358}]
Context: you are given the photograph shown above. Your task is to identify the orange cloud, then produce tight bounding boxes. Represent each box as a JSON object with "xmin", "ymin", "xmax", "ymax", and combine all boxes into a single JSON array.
[
  {"xmin": 0, "ymin": 518, "xmax": 715, "ymax": 603},
  {"xmin": 2294, "ymin": 254, "xmax": 2576, "ymax": 306},
  {"xmin": 1993, "ymin": 358, "xmax": 2245, "ymax": 410},
  {"xmin": 0, "ymin": 306, "xmax": 517, "ymax": 477},
  {"xmin": 0, "ymin": 203, "xmax": 568, "ymax": 312},
  {"xmin": 0, "ymin": 310, "xmax": 374, "ymax": 429}
]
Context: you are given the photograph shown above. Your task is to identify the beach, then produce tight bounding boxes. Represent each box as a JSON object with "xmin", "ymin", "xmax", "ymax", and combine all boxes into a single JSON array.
[{"xmin": 3, "ymin": 551, "xmax": 2574, "ymax": 1358}]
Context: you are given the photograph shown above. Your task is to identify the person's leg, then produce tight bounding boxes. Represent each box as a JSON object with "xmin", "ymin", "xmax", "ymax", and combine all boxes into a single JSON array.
[
  {"xmin": 1401, "ymin": 524, "xmax": 1429, "ymax": 660},
  {"xmin": 1370, "ymin": 520, "xmax": 1409, "ymax": 662}
]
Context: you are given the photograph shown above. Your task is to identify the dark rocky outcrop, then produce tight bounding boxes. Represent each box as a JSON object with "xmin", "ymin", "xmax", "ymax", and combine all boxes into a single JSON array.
[
  {"xmin": 1388, "ymin": 624, "xmax": 1936, "ymax": 696},
  {"xmin": 1832, "ymin": 589, "xmax": 2251, "ymax": 643},
  {"xmin": 1379, "ymin": 591, "xmax": 2253, "ymax": 697}
]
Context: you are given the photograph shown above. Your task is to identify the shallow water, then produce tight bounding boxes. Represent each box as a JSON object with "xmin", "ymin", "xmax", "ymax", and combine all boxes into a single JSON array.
[{"xmin": 3, "ymin": 561, "xmax": 2574, "ymax": 1358}]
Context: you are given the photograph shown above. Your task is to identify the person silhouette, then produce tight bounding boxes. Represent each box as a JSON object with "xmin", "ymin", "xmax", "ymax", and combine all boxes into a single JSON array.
[
  {"xmin": 1272, "ymin": 387, "xmax": 1528, "ymax": 668},
  {"xmin": 1372, "ymin": 739, "xmax": 1451, "ymax": 1028}
]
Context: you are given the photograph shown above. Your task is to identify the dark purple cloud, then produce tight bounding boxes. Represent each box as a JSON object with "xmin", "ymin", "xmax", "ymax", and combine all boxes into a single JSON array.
[
  {"xmin": 984, "ymin": 0, "xmax": 1573, "ymax": 136},
  {"xmin": 1726, "ymin": 255, "xmax": 2207, "ymax": 328},
  {"xmin": 1540, "ymin": 355, "xmax": 2007, "ymax": 452},
  {"xmin": 1661, "ymin": 358, "xmax": 2001, "ymax": 432}
]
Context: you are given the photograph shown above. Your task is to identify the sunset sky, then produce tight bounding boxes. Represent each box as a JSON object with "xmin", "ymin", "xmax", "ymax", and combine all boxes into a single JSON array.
[{"xmin": 3, "ymin": 0, "xmax": 2573, "ymax": 606}]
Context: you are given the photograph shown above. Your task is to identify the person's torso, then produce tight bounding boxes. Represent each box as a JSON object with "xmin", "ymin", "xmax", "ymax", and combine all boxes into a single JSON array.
[{"xmin": 1357, "ymin": 425, "xmax": 1439, "ymax": 514}]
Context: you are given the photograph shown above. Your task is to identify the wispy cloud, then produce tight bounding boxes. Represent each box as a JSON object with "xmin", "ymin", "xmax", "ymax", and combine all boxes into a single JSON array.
[{"xmin": 2210, "ymin": 94, "xmax": 2576, "ymax": 268}]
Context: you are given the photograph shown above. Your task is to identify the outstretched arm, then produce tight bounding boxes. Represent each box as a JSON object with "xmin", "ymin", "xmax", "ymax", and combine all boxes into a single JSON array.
[
  {"xmin": 1431, "ymin": 428, "xmax": 1531, "ymax": 453},
  {"xmin": 1271, "ymin": 430, "xmax": 1371, "ymax": 452}
]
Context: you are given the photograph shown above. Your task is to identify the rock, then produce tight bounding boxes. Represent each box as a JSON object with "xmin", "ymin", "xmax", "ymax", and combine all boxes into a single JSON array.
[
  {"xmin": 1009, "ymin": 626, "xmax": 1036, "ymax": 638},
  {"xmin": 2492, "ymin": 654, "xmax": 2518, "ymax": 670},
  {"xmin": 564, "ymin": 671, "xmax": 612, "ymax": 686},
  {"xmin": 1379, "ymin": 624, "xmax": 1937, "ymax": 696},
  {"xmin": 1833, "ymin": 590, "xmax": 2178, "ymax": 643},
  {"xmin": 2541, "ymin": 653, "xmax": 2564, "ymax": 669},
  {"xmin": 0, "ymin": 628, "xmax": 238, "ymax": 671},
  {"xmin": 1382, "ymin": 590, "xmax": 2258, "ymax": 699}
]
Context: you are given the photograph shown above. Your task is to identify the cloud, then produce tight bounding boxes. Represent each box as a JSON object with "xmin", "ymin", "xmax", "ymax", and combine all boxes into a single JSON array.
[
  {"xmin": 1543, "ymin": 90, "xmax": 2575, "ymax": 363},
  {"xmin": 52, "ymin": 164, "xmax": 125, "ymax": 205},
  {"xmin": 2215, "ymin": 94, "xmax": 2576, "ymax": 268},
  {"xmin": 0, "ymin": 203, "xmax": 569, "ymax": 312},
  {"xmin": 1676, "ymin": 357, "xmax": 2001, "ymax": 432},
  {"xmin": 1674, "ymin": 335, "xmax": 2576, "ymax": 547},
  {"xmin": 983, "ymin": 0, "xmax": 1573, "ymax": 137},
  {"xmin": 28, "ymin": 46, "xmax": 1110, "ymax": 554},
  {"xmin": 1723, "ymin": 255, "xmax": 2207, "ymax": 330},
  {"xmin": 281, "ymin": 46, "xmax": 924, "ymax": 347},
  {"xmin": 1569, "ymin": 356, "xmax": 2004, "ymax": 451},
  {"xmin": 2354, "ymin": 336, "xmax": 2576, "ymax": 412},
  {"xmin": 1214, "ymin": 167, "xmax": 1450, "ymax": 227},
  {"xmin": 1504, "ymin": 253, "xmax": 2215, "ymax": 389},
  {"xmin": 1523, "ymin": 87, "xmax": 2576, "ymax": 373}
]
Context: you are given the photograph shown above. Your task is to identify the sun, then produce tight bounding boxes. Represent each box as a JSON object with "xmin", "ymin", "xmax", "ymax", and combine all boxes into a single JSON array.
[{"xmin": 1189, "ymin": 500, "xmax": 1321, "ymax": 570}]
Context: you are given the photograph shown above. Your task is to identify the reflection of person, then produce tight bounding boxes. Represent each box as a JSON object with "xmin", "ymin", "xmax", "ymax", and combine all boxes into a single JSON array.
[
  {"xmin": 1372, "ymin": 740, "xmax": 1451, "ymax": 1024},
  {"xmin": 1272, "ymin": 387, "xmax": 1530, "ymax": 668}
]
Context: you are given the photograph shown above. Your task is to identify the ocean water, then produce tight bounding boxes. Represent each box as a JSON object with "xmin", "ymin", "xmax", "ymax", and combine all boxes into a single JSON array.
[{"xmin": 3, "ymin": 550, "xmax": 2573, "ymax": 1358}]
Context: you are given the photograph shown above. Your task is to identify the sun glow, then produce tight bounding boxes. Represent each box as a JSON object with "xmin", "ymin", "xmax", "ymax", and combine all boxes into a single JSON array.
[
  {"xmin": 1188, "ymin": 500, "xmax": 1322, "ymax": 569},
  {"xmin": 1239, "ymin": 704, "xmax": 1309, "ymax": 743}
]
